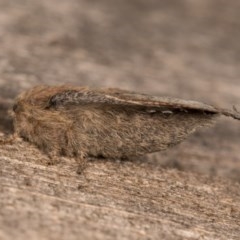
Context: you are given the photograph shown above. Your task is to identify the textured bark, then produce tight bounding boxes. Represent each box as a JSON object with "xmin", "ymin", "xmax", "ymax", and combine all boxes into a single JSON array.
[{"xmin": 0, "ymin": 0, "xmax": 240, "ymax": 239}]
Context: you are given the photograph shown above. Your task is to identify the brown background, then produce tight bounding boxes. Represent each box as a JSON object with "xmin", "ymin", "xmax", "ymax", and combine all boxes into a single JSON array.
[{"xmin": 0, "ymin": 0, "xmax": 240, "ymax": 239}]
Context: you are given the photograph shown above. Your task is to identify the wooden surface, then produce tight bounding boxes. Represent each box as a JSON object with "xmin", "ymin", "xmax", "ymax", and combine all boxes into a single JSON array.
[{"xmin": 0, "ymin": 0, "xmax": 240, "ymax": 239}]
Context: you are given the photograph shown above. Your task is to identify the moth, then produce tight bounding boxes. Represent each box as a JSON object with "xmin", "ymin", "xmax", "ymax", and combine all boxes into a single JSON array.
[{"xmin": 1, "ymin": 85, "xmax": 240, "ymax": 172}]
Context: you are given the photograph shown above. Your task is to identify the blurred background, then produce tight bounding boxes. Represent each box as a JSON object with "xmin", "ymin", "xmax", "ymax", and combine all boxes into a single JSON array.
[{"xmin": 0, "ymin": 0, "xmax": 239, "ymax": 180}]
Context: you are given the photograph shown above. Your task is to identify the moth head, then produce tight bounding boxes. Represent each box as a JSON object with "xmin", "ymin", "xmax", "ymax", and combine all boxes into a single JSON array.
[
  {"xmin": 10, "ymin": 86, "xmax": 51, "ymax": 119},
  {"xmin": 12, "ymin": 101, "xmax": 22, "ymax": 114},
  {"xmin": 9, "ymin": 95, "xmax": 24, "ymax": 118}
]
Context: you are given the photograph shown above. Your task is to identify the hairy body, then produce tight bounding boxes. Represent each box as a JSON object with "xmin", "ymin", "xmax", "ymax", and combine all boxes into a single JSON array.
[{"xmin": 8, "ymin": 85, "xmax": 240, "ymax": 169}]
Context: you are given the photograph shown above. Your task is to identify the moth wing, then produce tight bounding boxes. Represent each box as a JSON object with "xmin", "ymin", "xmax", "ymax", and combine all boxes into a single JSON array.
[
  {"xmin": 101, "ymin": 88, "xmax": 240, "ymax": 119},
  {"xmin": 48, "ymin": 87, "xmax": 240, "ymax": 119},
  {"xmin": 101, "ymin": 88, "xmax": 218, "ymax": 112}
]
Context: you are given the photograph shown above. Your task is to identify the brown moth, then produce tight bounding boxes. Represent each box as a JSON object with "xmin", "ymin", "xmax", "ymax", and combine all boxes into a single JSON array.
[{"xmin": 2, "ymin": 85, "xmax": 240, "ymax": 172}]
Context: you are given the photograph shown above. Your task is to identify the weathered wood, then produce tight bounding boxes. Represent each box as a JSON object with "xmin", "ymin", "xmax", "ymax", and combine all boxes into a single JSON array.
[
  {"xmin": 0, "ymin": 140, "xmax": 240, "ymax": 240},
  {"xmin": 0, "ymin": 0, "xmax": 240, "ymax": 239}
]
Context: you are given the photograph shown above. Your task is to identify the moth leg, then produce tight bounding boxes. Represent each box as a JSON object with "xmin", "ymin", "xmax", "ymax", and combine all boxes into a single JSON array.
[
  {"xmin": 76, "ymin": 152, "xmax": 88, "ymax": 174},
  {"xmin": 46, "ymin": 150, "xmax": 62, "ymax": 165},
  {"xmin": 0, "ymin": 133, "xmax": 18, "ymax": 145}
]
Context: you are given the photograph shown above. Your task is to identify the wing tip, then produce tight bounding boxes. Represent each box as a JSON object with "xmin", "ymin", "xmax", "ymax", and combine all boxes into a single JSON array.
[{"xmin": 219, "ymin": 105, "xmax": 240, "ymax": 120}]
